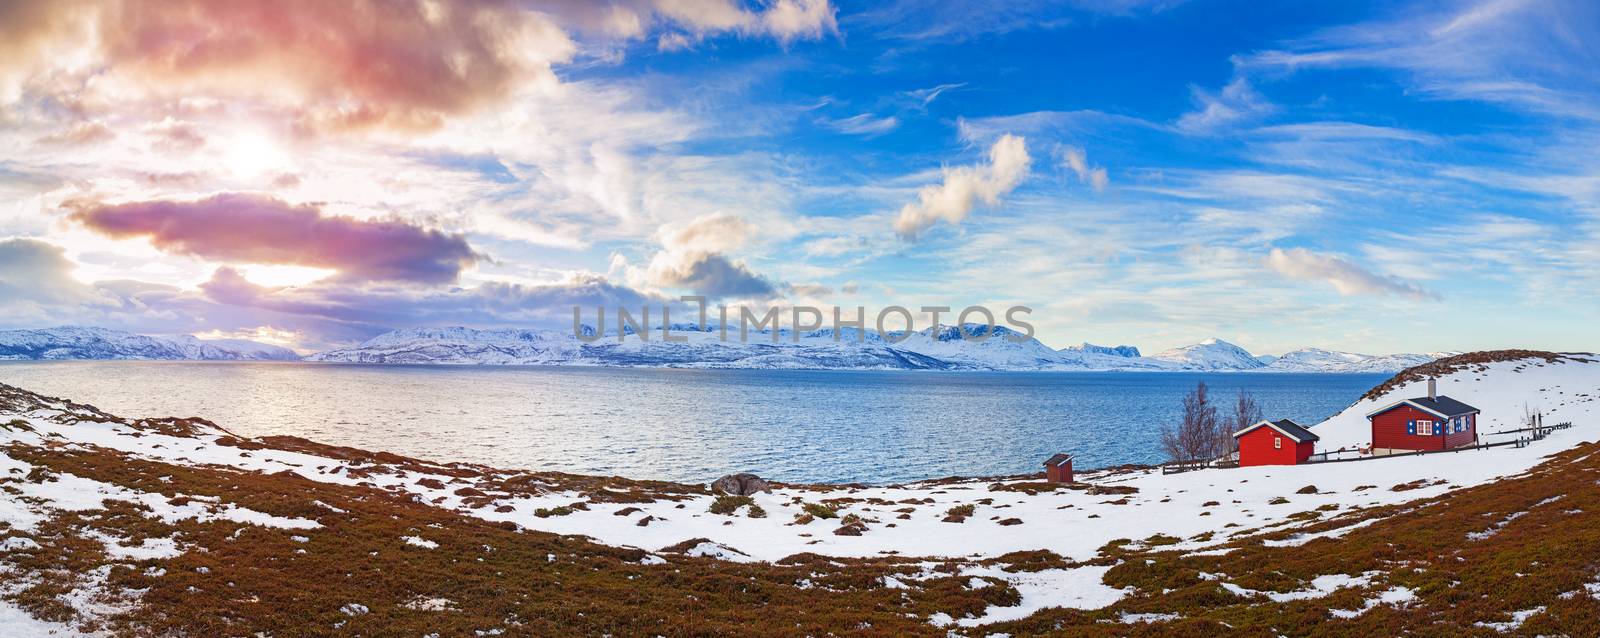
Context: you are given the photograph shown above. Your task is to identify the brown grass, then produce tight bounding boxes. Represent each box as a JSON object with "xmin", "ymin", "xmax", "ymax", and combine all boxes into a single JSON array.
[{"xmin": 5, "ymin": 376, "xmax": 1600, "ymax": 636}]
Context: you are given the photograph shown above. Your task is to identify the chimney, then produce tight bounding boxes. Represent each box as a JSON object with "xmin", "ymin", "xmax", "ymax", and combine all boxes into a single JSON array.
[{"xmin": 1427, "ymin": 377, "xmax": 1437, "ymax": 400}]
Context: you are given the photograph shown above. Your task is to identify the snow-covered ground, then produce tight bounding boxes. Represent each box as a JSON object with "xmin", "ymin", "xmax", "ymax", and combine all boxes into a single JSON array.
[
  {"xmin": 1, "ymin": 353, "xmax": 1595, "ymax": 630},
  {"xmin": 3, "ymin": 355, "xmax": 1595, "ymax": 564}
]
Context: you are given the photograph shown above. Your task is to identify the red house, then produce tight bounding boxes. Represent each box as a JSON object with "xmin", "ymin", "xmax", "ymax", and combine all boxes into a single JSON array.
[
  {"xmin": 1233, "ymin": 419, "xmax": 1319, "ymax": 466},
  {"xmin": 1043, "ymin": 453, "xmax": 1073, "ymax": 483},
  {"xmin": 1365, "ymin": 379, "xmax": 1479, "ymax": 455}
]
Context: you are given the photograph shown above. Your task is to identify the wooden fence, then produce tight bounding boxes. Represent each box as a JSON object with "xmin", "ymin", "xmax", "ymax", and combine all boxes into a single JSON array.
[{"xmin": 1166, "ymin": 421, "xmax": 1576, "ymax": 472}]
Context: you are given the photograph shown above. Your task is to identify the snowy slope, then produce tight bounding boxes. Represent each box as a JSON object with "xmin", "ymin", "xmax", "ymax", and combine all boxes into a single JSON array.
[
  {"xmin": 891, "ymin": 324, "xmax": 1083, "ymax": 369},
  {"xmin": 1263, "ymin": 348, "xmax": 1446, "ymax": 373},
  {"xmin": 1148, "ymin": 338, "xmax": 1265, "ymax": 370},
  {"xmin": 0, "ymin": 327, "xmax": 298, "ymax": 361},
  {"xmin": 1307, "ymin": 354, "xmax": 1600, "ymax": 452},
  {"xmin": 1059, "ymin": 342, "xmax": 1141, "ymax": 358}
]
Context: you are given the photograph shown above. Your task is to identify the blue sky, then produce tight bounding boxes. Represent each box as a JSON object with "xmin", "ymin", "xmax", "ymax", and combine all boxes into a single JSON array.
[{"xmin": 0, "ymin": 0, "xmax": 1597, "ymax": 355}]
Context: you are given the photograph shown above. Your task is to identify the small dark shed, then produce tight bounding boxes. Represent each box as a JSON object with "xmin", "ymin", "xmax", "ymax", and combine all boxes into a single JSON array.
[{"xmin": 1043, "ymin": 453, "xmax": 1074, "ymax": 483}]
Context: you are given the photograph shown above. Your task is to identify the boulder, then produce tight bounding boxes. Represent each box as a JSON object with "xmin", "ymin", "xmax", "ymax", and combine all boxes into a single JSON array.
[{"xmin": 711, "ymin": 473, "xmax": 770, "ymax": 496}]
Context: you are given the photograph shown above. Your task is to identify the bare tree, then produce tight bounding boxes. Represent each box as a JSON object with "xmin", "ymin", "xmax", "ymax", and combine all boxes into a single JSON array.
[
  {"xmin": 1222, "ymin": 389, "xmax": 1262, "ymax": 454},
  {"xmin": 1162, "ymin": 381, "xmax": 1220, "ymax": 462}
]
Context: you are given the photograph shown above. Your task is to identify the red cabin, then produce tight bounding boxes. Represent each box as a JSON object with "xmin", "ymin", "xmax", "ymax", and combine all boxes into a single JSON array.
[
  {"xmin": 1233, "ymin": 419, "xmax": 1319, "ymax": 466},
  {"xmin": 1365, "ymin": 379, "xmax": 1479, "ymax": 455},
  {"xmin": 1043, "ymin": 453, "xmax": 1073, "ymax": 483}
]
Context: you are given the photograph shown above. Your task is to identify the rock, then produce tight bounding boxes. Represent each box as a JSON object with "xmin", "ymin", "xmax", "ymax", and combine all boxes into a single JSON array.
[
  {"xmin": 1296, "ymin": 485, "xmax": 1319, "ymax": 494},
  {"xmin": 614, "ymin": 507, "xmax": 642, "ymax": 517},
  {"xmin": 998, "ymin": 518, "xmax": 1023, "ymax": 526},
  {"xmin": 941, "ymin": 514, "xmax": 967, "ymax": 524},
  {"xmin": 636, "ymin": 515, "xmax": 655, "ymax": 527},
  {"xmin": 711, "ymin": 473, "xmax": 770, "ymax": 496}
]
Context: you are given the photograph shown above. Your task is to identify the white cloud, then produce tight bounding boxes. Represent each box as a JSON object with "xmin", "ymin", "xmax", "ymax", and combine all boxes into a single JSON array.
[
  {"xmin": 1240, "ymin": 0, "xmax": 1600, "ymax": 120},
  {"xmin": 761, "ymin": 0, "xmax": 839, "ymax": 42},
  {"xmin": 657, "ymin": 32, "xmax": 693, "ymax": 51},
  {"xmin": 1176, "ymin": 76, "xmax": 1274, "ymax": 134},
  {"xmin": 1264, "ymin": 247, "xmax": 1438, "ymax": 300},
  {"xmin": 619, "ymin": 212, "xmax": 780, "ymax": 299},
  {"xmin": 894, "ymin": 134, "xmax": 1032, "ymax": 239},
  {"xmin": 1057, "ymin": 145, "xmax": 1108, "ymax": 193},
  {"xmin": 639, "ymin": 0, "xmax": 837, "ymax": 43},
  {"xmin": 900, "ymin": 82, "xmax": 966, "ymax": 106},
  {"xmin": 818, "ymin": 113, "xmax": 899, "ymax": 136}
]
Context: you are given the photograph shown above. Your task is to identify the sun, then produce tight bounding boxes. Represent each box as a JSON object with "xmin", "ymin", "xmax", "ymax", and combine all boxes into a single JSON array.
[
  {"xmin": 236, "ymin": 264, "xmax": 336, "ymax": 287},
  {"xmin": 223, "ymin": 132, "xmax": 290, "ymax": 178}
]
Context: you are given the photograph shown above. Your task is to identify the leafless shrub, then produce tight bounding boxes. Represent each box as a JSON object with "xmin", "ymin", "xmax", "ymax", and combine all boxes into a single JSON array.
[{"xmin": 1161, "ymin": 381, "xmax": 1224, "ymax": 462}]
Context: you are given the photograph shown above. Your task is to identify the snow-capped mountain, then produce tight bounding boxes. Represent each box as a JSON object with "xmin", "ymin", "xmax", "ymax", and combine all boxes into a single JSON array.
[
  {"xmin": 8, "ymin": 325, "xmax": 1448, "ymax": 373},
  {"xmin": 308, "ymin": 325, "xmax": 961, "ymax": 370},
  {"xmin": 1148, "ymin": 338, "xmax": 1265, "ymax": 370},
  {"xmin": 1058, "ymin": 342, "xmax": 1141, "ymax": 358},
  {"xmin": 1261, "ymin": 348, "xmax": 1453, "ymax": 373},
  {"xmin": 0, "ymin": 327, "xmax": 299, "ymax": 361},
  {"xmin": 310, "ymin": 326, "xmax": 1444, "ymax": 373},
  {"xmin": 312, "ymin": 324, "xmax": 1111, "ymax": 370}
]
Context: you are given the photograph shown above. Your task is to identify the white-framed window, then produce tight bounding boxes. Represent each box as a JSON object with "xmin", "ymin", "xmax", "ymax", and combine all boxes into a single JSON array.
[
  {"xmin": 1417, "ymin": 421, "xmax": 1433, "ymax": 436},
  {"xmin": 1274, "ymin": 437, "xmax": 1282, "ymax": 449}
]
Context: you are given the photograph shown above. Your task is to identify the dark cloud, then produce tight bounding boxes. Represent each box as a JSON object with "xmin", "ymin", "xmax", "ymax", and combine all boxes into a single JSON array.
[
  {"xmin": 195, "ymin": 267, "xmax": 668, "ymax": 343},
  {"xmin": 69, "ymin": 193, "xmax": 480, "ymax": 284},
  {"xmin": 0, "ymin": 238, "xmax": 112, "ymax": 306},
  {"xmin": 651, "ymin": 252, "xmax": 777, "ymax": 299},
  {"xmin": 0, "ymin": 239, "xmax": 671, "ymax": 349}
]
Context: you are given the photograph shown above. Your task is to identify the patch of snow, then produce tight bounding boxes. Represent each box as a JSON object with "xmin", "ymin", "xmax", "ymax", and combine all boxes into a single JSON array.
[
  {"xmin": 0, "ymin": 599, "xmax": 100, "ymax": 637},
  {"xmin": 2, "ymin": 536, "xmax": 41, "ymax": 551},
  {"xmin": 1329, "ymin": 585, "xmax": 1417, "ymax": 618},
  {"xmin": 402, "ymin": 597, "xmax": 456, "ymax": 612},
  {"xmin": 1474, "ymin": 606, "xmax": 1546, "ymax": 633},
  {"xmin": 402, "ymin": 536, "xmax": 439, "ymax": 549},
  {"xmin": 1119, "ymin": 611, "xmax": 1181, "ymax": 623},
  {"xmin": 951, "ymin": 565, "xmax": 1127, "ymax": 627},
  {"xmin": 681, "ymin": 540, "xmax": 754, "ymax": 562}
]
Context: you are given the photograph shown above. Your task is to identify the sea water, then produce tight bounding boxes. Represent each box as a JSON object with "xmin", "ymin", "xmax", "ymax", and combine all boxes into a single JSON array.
[{"xmin": 0, "ymin": 361, "xmax": 1385, "ymax": 484}]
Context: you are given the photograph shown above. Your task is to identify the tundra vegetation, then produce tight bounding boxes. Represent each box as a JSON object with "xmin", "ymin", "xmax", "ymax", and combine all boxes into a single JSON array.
[{"xmin": 2, "ymin": 355, "xmax": 1599, "ymax": 636}]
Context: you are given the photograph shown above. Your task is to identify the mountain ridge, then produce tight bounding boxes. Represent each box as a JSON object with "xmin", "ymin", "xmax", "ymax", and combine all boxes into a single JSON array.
[
  {"xmin": 3, "ymin": 324, "xmax": 1454, "ymax": 372},
  {"xmin": 307, "ymin": 325, "xmax": 1446, "ymax": 373},
  {"xmin": 0, "ymin": 326, "xmax": 299, "ymax": 361}
]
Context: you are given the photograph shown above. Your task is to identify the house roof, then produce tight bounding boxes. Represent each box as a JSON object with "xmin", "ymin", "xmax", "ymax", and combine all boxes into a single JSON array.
[
  {"xmin": 1043, "ymin": 453, "xmax": 1073, "ymax": 467},
  {"xmin": 1365, "ymin": 395, "xmax": 1481, "ymax": 420},
  {"xmin": 1232, "ymin": 418, "xmax": 1320, "ymax": 443}
]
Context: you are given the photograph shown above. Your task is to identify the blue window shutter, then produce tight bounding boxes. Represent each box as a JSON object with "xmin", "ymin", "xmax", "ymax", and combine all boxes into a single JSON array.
[{"xmin": 1407, "ymin": 420, "xmax": 1415, "ymax": 435}]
